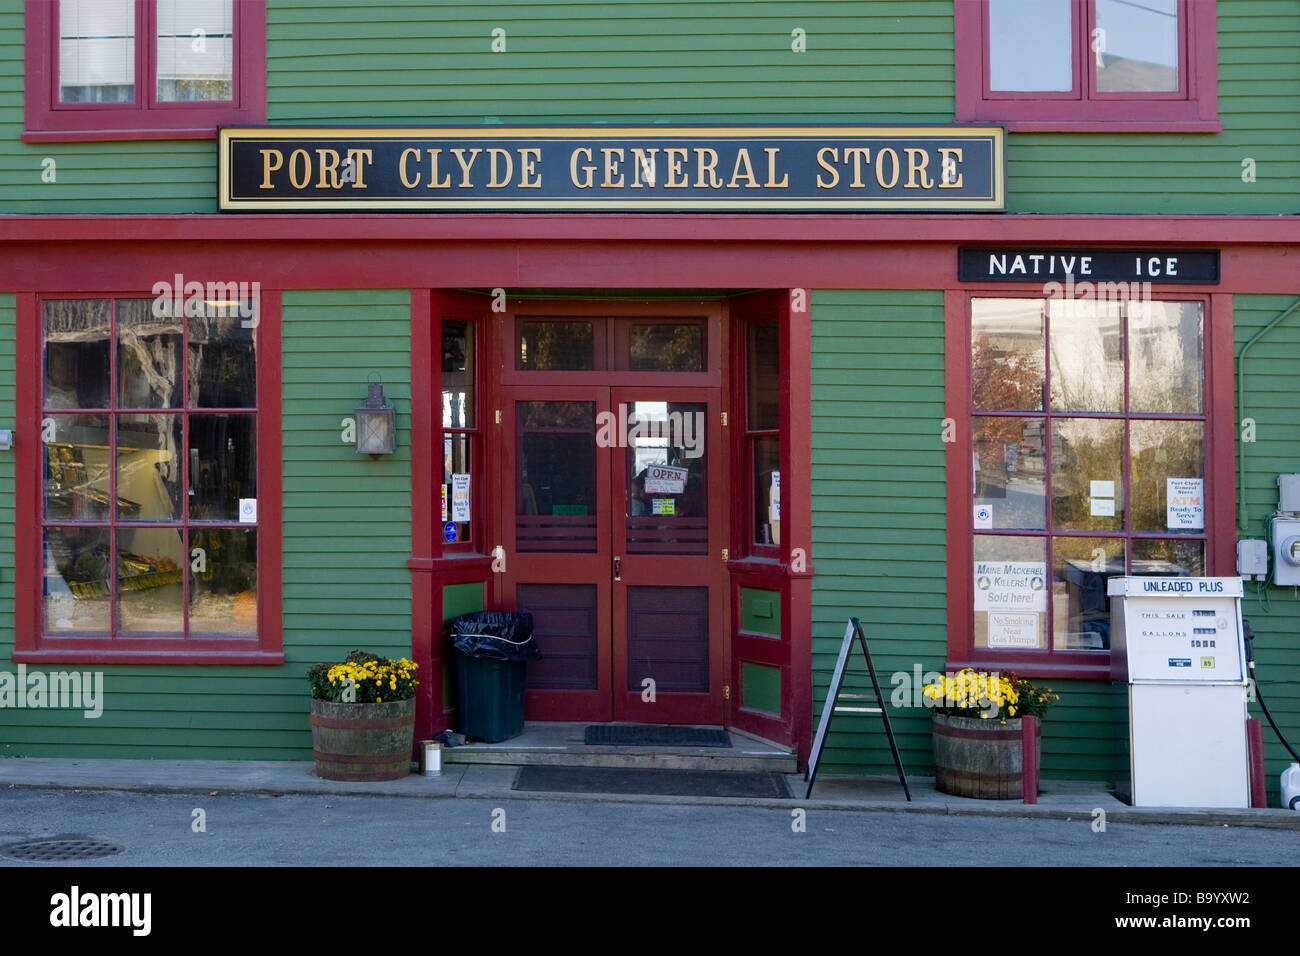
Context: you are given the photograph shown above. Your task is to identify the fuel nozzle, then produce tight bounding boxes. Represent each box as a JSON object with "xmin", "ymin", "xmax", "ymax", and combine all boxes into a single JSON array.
[{"xmin": 1243, "ymin": 617, "xmax": 1256, "ymax": 669}]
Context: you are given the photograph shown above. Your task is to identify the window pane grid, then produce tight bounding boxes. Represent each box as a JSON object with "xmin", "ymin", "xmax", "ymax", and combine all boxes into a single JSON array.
[
  {"xmin": 41, "ymin": 296, "xmax": 257, "ymax": 641},
  {"xmin": 971, "ymin": 294, "xmax": 1206, "ymax": 655}
]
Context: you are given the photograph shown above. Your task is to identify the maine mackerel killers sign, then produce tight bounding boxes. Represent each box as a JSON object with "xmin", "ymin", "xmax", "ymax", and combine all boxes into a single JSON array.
[{"xmin": 218, "ymin": 126, "xmax": 1005, "ymax": 212}]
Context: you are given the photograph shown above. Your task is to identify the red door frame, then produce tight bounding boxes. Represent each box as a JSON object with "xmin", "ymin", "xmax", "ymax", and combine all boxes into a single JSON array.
[{"xmin": 611, "ymin": 385, "xmax": 728, "ymax": 725}]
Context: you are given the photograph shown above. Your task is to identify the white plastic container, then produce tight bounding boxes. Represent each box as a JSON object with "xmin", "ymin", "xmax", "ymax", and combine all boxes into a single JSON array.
[
  {"xmin": 421, "ymin": 739, "xmax": 443, "ymax": 776},
  {"xmin": 1283, "ymin": 763, "xmax": 1300, "ymax": 811}
]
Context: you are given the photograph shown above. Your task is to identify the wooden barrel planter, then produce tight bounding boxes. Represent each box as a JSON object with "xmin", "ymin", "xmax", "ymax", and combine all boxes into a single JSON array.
[
  {"xmin": 932, "ymin": 713, "xmax": 1041, "ymax": 800},
  {"xmin": 309, "ymin": 698, "xmax": 416, "ymax": 781}
]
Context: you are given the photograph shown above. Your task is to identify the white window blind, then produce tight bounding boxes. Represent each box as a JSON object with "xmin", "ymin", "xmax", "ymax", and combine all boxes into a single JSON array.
[
  {"xmin": 156, "ymin": 0, "xmax": 234, "ymax": 101},
  {"xmin": 59, "ymin": 0, "xmax": 135, "ymax": 102}
]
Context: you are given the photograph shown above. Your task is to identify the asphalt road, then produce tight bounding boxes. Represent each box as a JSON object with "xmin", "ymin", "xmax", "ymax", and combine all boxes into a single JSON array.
[{"xmin": 0, "ymin": 788, "xmax": 1295, "ymax": 867}]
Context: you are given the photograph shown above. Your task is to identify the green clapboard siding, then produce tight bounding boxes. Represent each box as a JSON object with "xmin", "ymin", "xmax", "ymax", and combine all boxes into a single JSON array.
[
  {"xmin": 809, "ymin": 289, "xmax": 1118, "ymax": 782},
  {"xmin": 1, "ymin": 1, "xmax": 1297, "ymax": 214},
  {"xmin": 740, "ymin": 587, "xmax": 780, "ymax": 636},
  {"xmin": 810, "ymin": 289, "xmax": 949, "ymax": 777},
  {"xmin": 442, "ymin": 580, "xmax": 485, "ymax": 708},
  {"xmin": 741, "ymin": 661, "xmax": 781, "ymax": 715},
  {"xmin": 1234, "ymin": 293, "xmax": 1300, "ymax": 804},
  {"xmin": 0, "ymin": 289, "xmax": 412, "ymax": 759}
]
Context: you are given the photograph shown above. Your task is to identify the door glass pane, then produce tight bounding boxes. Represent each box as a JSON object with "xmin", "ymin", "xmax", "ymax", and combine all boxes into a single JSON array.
[
  {"xmin": 1052, "ymin": 537, "xmax": 1124, "ymax": 651},
  {"xmin": 988, "ymin": 0, "xmax": 1073, "ymax": 91},
  {"xmin": 442, "ymin": 320, "xmax": 475, "ymax": 427},
  {"xmin": 117, "ymin": 414, "xmax": 183, "ymax": 521},
  {"xmin": 44, "ymin": 415, "xmax": 112, "ymax": 520},
  {"xmin": 45, "ymin": 527, "xmax": 112, "ymax": 634},
  {"xmin": 1095, "ymin": 0, "xmax": 1179, "ymax": 93},
  {"xmin": 118, "ymin": 528, "xmax": 184, "ymax": 634},
  {"xmin": 156, "ymin": 0, "xmax": 234, "ymax": 102},
  {"xmin": 516, "ymin": 401, "xmax": 596, "ymax": 552},
  {"xmin": 1128, "ymin": 300, "xmax": 1203, "ymax": 413},
  {"xmin": 1129, "ymin": 420, "xmax": 1204, "ymax": 533},
  {"xmin": 747, "ymin": 320, "xmax": 779, "ymax": 429},
  {"xmin": 1133, "ymin": 538, "xmax": 1204, "ymax": 576},
  {"xmin": 626, "ymin": 402, "xmax": 707, "ymax": 555},
  {"xmin": 189, "ymin": 528, "xmax": 257, "ymax": 635},
  {"xmin": 972, "ymin": 299, "xmax": 1045, "ymax": 411},
  {"xmin": 45, "ymin": 299, "xmax": 110, "ymax": 409},
  {"xmin": 517, "ymin": 320, "xmax": 597, "ymax": 371},
  {"xmin": 59, "ymin": 0, "xmax": 135, "ymax": 103},
  {"xmin": 628, "ymin": 323, "xmax": 704, "ymax": 372},
  {"xmin": 118, "ymin": 298, "xmax": 181, "ymax": 409},
  {"xmin": 973, "ymin": 416, "xmax": 1046, "ymax": 530},
  {"xmin": 1050, "ymin": 418, "xmax": 1123, "ymax": 531},
  {"xmin": 1049, "ymin": 297, "xmax": 1123, "ymax": 412},
  {"xmin": 973, "ymin": 535, "xmax": 1048, "ymax": 651}
]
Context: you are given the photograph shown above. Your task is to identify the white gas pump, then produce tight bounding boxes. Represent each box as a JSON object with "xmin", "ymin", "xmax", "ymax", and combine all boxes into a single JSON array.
[{"xmin": 1108, "ymin": 576, "xmax": 1250, "ymax": 808}]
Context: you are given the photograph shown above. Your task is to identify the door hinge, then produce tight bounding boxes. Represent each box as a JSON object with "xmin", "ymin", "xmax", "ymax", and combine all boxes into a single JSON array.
[
  {"xmin": 721, "ymin": 411, "xmax": 728, "ymax": 426},
  {"xmin": 721, "ymin": 548, "xmax": 729, "ymax": 562},
  {"xmin": 723, "ymin": 685, "xmax": 731, "ymax": 701},
  {"xmin": 494, "ymin": 409, "xmax": 502, "ymax": 424}
]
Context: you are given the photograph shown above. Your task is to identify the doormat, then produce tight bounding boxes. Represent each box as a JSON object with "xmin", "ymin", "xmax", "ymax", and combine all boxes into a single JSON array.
[
  {"xmin": 513, "ymin": 766, "xmax": 791, "ymax": 799},
  {"xmin": 583, "ymin": 724, "xmax": 732, "ymax": 748}
]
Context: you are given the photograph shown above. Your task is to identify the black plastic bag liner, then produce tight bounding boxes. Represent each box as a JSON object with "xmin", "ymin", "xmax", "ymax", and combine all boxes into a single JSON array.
[{"xmin": 449, "ymin": 611, "xmax": 541, "ymax": 662}]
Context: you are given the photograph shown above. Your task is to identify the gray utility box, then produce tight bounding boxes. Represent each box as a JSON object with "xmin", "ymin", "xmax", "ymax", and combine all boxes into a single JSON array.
[{"xmin": 1108, "ymin": 576, "xmax": 1250, "ymax": 809}]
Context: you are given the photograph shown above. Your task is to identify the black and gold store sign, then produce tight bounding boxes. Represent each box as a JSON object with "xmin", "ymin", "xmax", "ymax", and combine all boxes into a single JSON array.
[{"xmin": 217, "ymin": 126, "xmax": 1005, "ymax": 212}]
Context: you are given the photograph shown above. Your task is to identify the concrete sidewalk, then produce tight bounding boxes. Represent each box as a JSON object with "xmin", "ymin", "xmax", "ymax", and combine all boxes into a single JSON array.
[{"xmin": 2, "ymin": 757, "xmax": 1297, "ymax": 830}]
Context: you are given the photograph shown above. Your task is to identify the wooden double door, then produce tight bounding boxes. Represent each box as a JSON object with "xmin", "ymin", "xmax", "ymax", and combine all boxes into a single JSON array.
[{"xmin": 497, "ymin": 385, "xmax": 727, "ymax": 724}]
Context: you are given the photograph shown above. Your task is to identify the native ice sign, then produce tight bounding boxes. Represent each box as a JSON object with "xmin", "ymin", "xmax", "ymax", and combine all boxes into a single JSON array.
[{"xmin": 974, "ymin": 561, "xmax": 1047, "ymax": 613}]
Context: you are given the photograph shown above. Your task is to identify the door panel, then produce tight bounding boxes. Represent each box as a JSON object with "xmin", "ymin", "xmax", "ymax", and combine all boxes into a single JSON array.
[
  {"xmin": 500, "ymin": 387, "xmax": 613, "ymax": 722},
  {"xmin": 612, "ymin": 387, "xmax": 726, "ymax": 724}
]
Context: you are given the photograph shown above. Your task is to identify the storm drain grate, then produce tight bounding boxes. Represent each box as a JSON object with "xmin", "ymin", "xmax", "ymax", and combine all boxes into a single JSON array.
[{"xmin": 0, "ymin": 838, "xmax": 124, "ymax": 862}]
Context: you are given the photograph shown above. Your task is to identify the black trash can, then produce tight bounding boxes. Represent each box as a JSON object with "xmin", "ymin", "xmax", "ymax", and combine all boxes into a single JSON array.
[{"xmin": 448, "ymin": 612, "xmax": 541, "ymax": 743}]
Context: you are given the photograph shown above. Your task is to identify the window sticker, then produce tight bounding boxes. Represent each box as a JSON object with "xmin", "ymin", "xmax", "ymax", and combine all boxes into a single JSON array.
[
  {"xmin": 451, "ymin": 473, "xmax": 471, "ymax": 522},
  {"xmin": 1166, "ymin": 477, "xmax": 1204, "ymax": 529}
]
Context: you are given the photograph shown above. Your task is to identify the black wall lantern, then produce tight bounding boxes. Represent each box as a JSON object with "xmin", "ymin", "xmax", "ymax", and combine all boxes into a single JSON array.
[{"xmin": 355, "ymin": 378, "xmax": 396, "ymax": 457}]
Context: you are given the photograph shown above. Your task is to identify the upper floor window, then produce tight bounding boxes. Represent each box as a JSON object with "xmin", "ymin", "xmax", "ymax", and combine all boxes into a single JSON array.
[
  {"xmin": 23, "ymin": 0, "xmax": 266, "ymax": 142},
  {"xmin": 954, "ymin": 0, "xmax": 1220, "ymax": 132}
]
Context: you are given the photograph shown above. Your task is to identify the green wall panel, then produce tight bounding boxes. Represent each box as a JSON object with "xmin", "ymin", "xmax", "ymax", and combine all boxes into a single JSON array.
[
  {"xmin": 0, "ymin": 289, "xmax": 413, "ymax": 759},
  {"xmin": 1234, "ymin": 293, "xmax": 1300, "ymax": 804},
  {"xmin": 741, "ymin": 661, "xmax": 781, "ymax": 716},
  {"xmin": 1, "ymin": 1, "xmax": 1297, "ymax": 214},
  {"xmin": 739, "ymin": 587, "xmax": 780, "ymax": 636}
]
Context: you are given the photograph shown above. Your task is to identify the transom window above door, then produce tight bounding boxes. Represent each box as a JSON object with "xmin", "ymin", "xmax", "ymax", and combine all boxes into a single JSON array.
[
  {"xmin": 516, "ymin": 317, "xmax": 707, "ymax": 373},
  {"xmin": 502, "ymin": 307, "xmax": 723, "ymax": 386}
]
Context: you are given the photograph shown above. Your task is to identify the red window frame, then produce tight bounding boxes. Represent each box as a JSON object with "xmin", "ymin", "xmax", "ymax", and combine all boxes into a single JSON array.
[
  {"xmin": 737, "ymin": 316, "xmax": 781, "ymax": 561},
  {"xmin": 944, "ymin": 288, "xmax": 1235, "ymax": 679},
  {"xmin": 13, "ymin": 290, "xmax": 283, "ymax": 665},
  {"xmin": 22, "ymin": 0, "xmax": 267, "ymax": 143},
  {"xmin": 439, "ymin": 312, "xmax": 481, "ymax": 555},
  {"xmin": 954, "ymin": 0, "xmax": 1220, "ymax": 132}
]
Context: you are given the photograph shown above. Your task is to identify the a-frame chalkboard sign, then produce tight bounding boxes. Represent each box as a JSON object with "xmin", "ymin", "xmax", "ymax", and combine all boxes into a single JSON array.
[{"xmin": 805, "ymin": 618, "xmax": 911, "ymax": 800}]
